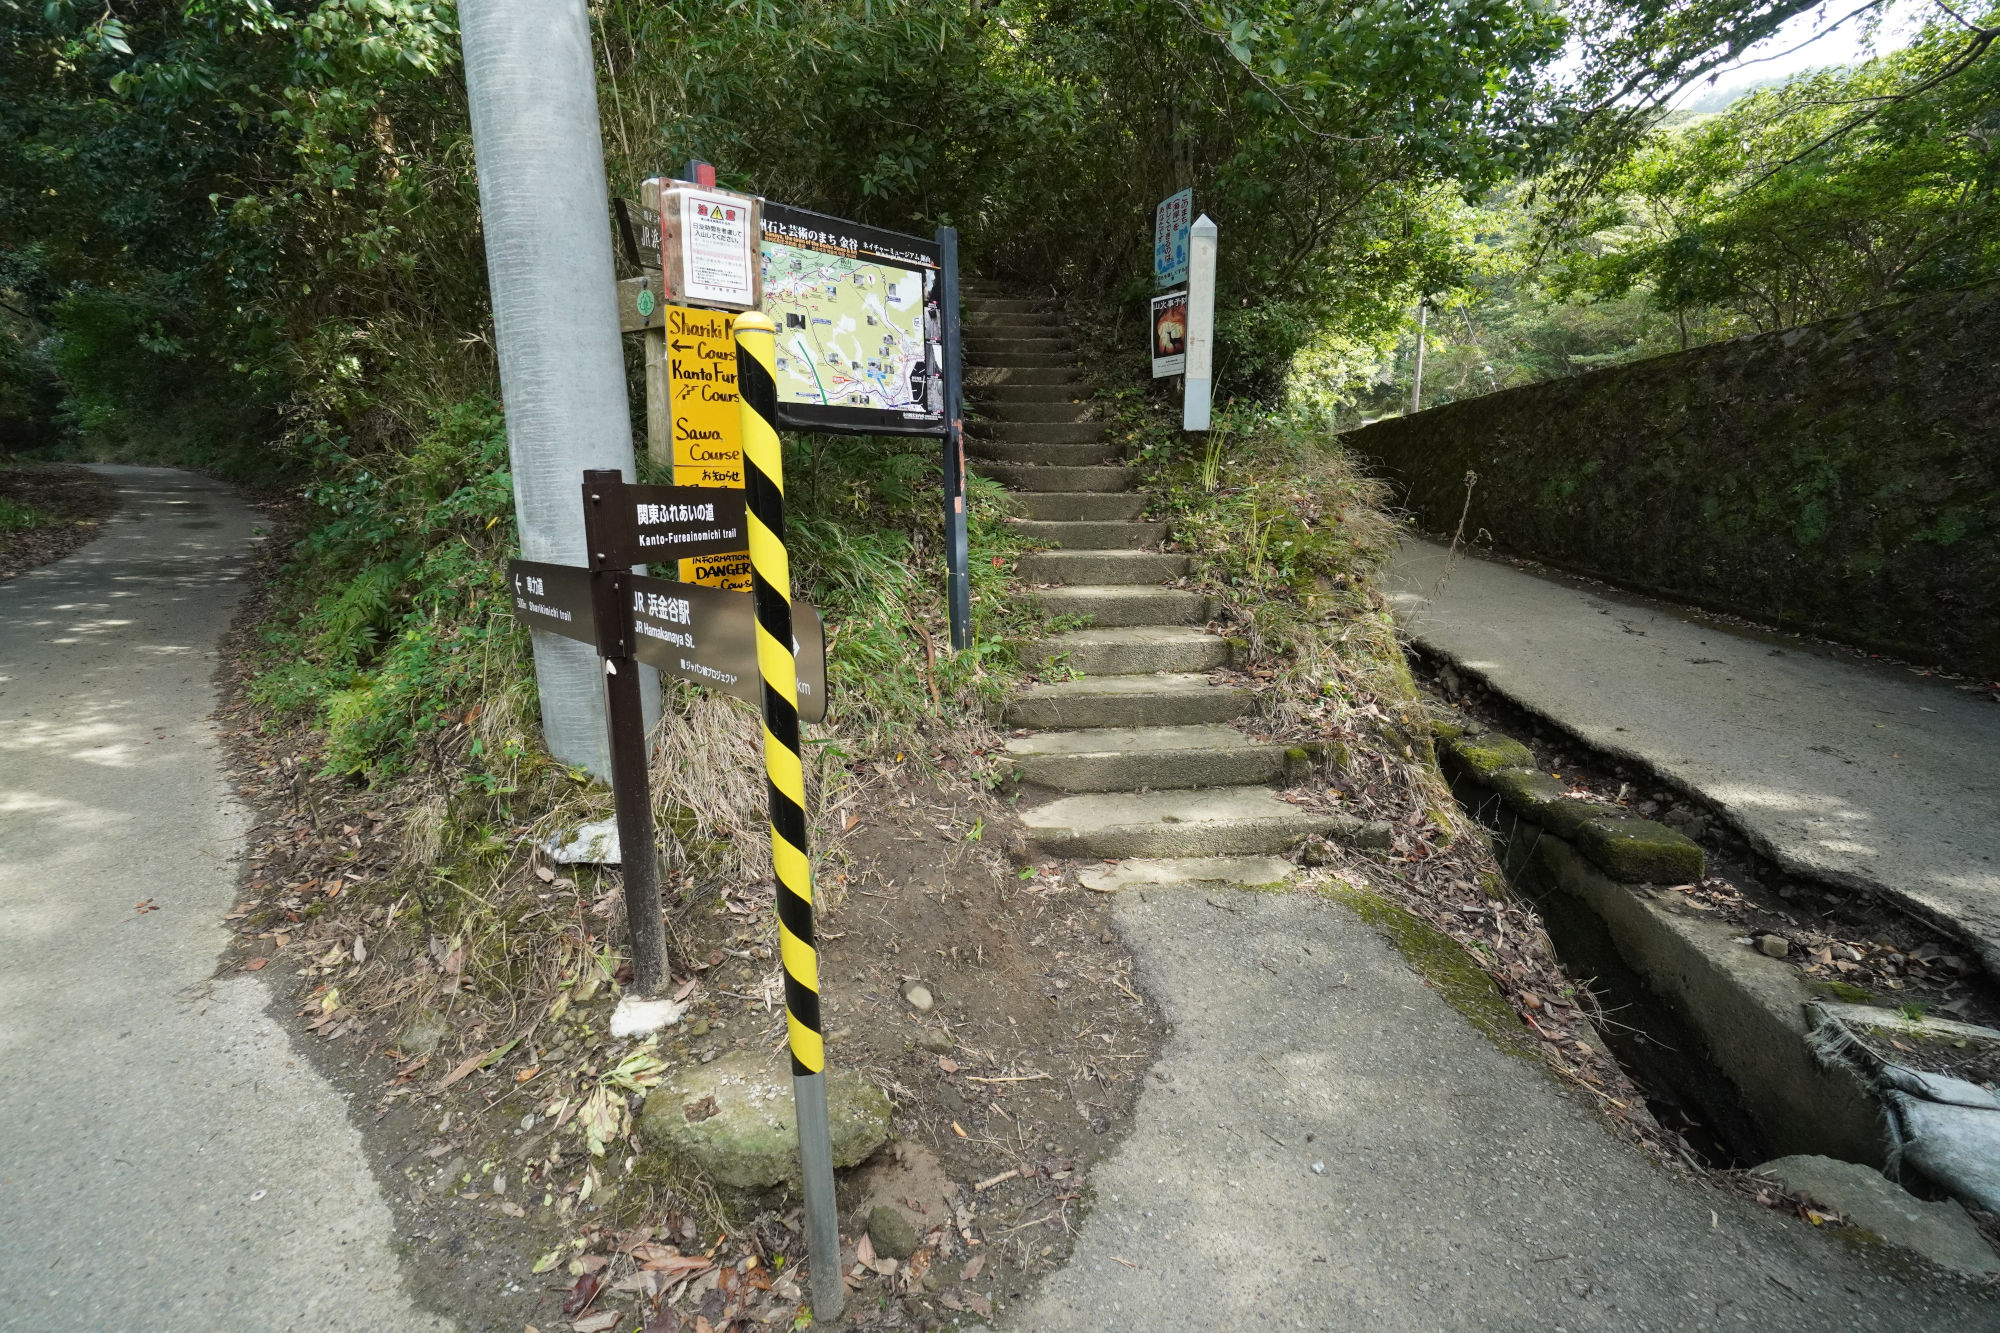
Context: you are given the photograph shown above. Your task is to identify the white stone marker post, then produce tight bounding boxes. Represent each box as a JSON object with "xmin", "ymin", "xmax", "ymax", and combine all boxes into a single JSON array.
[{"xmin": 1184, "ymin": 213, "xmax": 1218, "ymax": 431}]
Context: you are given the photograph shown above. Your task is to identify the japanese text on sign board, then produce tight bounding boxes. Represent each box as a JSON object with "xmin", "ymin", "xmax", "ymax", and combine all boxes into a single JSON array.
[{"xmin": 1154, "ymin": 188, "xmax": 1193, "ymax": 287}]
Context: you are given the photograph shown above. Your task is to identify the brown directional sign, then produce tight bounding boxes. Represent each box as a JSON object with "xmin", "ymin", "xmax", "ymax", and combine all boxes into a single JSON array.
[
  {"xmin": 629, "ymin": 483, "xmax": 747, "ymax": 563},
  {"xmin": 508, "ymin": 560, "xmax": 595, "ymax": 645},
  {"xmin": 627, "ymin": 573, "xmax": 827, "ymax": 723},
  {"xmin": 581, "ymin": 479, "xmax": 748, "ymax": 570},
  {"xmin": 509, "ymin": 558, "xmax": 826, "ymax": 723}
]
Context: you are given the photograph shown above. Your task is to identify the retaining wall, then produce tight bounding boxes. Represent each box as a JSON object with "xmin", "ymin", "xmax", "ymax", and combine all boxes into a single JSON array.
[{"xmin": 1345, "ymin": 283, "xmax": 2000, "ymax": 677}]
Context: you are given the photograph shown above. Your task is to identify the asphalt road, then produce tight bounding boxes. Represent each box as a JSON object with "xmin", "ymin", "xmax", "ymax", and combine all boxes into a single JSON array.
[
  {"xmin": 0, "ymin": 467, "xmax": 444, "ymax": 1332},
  {"xmin": 1387, "ymin": 539, "xmax": 2000, "ymax": 974},
  {"xmin": 1001, "ymin": 885, "xmax": 1992, "ymax": 1331}
]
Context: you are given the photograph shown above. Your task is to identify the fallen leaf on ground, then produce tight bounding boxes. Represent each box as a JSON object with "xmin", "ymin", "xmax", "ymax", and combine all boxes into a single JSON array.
[
  {"xmin": 937, "ymin": 1056, "xmax": 960, "ymax": 1074},
  {"xmin": 561, "ymin": 1271, "xmax": 603, "ymax": 1316},
  {"xmin": 960, "ymin": 1254, "xmax": 985, "ymax": 1280},
  {"xmin": 856, "ymin": 1233, "xmax": 877, "ymax": 1267},
  {"xmin": 570, "ymin": 1313, "xmax": 620, "ymax": 1333},
  {"xmin": 243, "ymin": 957, "xmax": 269, "ymax": 971},
  {"xmin": 964, "ymin": 1293, "xmax": 993, "ymax": 1317},
  {"xmin": 438, "ymin": 1050, "xmax": 489, "ymax": 1089}
]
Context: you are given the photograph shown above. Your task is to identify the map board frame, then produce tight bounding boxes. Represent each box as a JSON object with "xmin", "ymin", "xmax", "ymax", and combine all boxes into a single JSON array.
[{"xmin": 760, "ymin": 202, "xmax": 946, "ymax": 438}]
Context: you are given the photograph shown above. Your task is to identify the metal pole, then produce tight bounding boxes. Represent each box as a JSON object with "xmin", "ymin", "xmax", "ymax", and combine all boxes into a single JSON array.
[
  {"xmin": 460, "ymin": 0, "xmax": 656, "ymax": 778},
  {"xmin": 582, "ymin": 470, "xmax": 670, "ymax": 996},
  {"xmin": 734, "ymin": 312, "xmax": 843, "ymax": 1321},
  {"xmin": 1410, "ymin": 300, "xmax": 1428, "ymax": 415},
  {"xmin": 937, "ymin": 227, "xmax": 971, "ymax": 651}
]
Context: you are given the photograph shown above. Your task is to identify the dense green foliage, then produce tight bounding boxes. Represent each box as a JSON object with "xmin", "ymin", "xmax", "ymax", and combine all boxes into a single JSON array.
[
  {"xmin": 1562, "ymin": 4, "xmax": 2000, "ymax": 330},
  {"xmin": 7, "ymin": 0, "xmax": 1990, "ymax": 773}
]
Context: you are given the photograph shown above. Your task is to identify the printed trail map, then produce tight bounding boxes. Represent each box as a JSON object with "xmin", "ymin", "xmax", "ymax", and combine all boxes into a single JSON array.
[{"xmin": 763, "ymin": 247, "xmax": 931, "ymax": 414}]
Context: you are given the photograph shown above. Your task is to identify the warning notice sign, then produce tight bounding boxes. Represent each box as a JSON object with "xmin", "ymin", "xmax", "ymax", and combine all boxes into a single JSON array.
[{"xmin": 676, "ymin": 189, "xmax": 757, "ymax": 308}]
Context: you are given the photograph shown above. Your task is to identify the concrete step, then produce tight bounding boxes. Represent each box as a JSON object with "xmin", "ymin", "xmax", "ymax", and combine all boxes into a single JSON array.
[
  {"xmin": 970, "ymin": 421, "xmax": 1107, "ymax": 445},
  {"xmin": 1018, "ymin": 549, "xmax": 1187, "ymax": 585},
  {"xmin": 971, "ymin": 383, "xmax": 1091, "ymax": 405},
  {"xmin": 968, "ymin": 350, "xmax": 1076, "ymax": 370},
  {"xmin": 1077, "ymin": 856, "xmax": 1297, "ymax": 892},
  {"xmin": 968, "ymin": 366, "xmax": 1082, "ymax": 387},
  {"xmin": 1011, "ymin": 519, "xmax": 1164, "ymax": 549},
  {"xmin": 964, "ymin": 312, "xmax": 1053, "ymax": 331},
  {"xmin": 1004, "ymin": 673, "xmax": 1253, "ymax": 729},
  {"xmin": 1021, "ymin": 787, "xmax": 1334, "ymax": 859},
  {"xmin": 964, "ymin": 335, "xmax": 1073, "ymax": 354},
  {"xmin": 969, "ymin": 439, "xmax": 1124, "ymax": 468},
  {"xmin": 980, "ymin": 400, "xmax": 1096, "ymax": 424},
  {"xmin": 1033, "ymin": 585, "xmax": 1210, "ymax": 627},
  {"xmin": 1022, "ymin": 626, "xmax": 1233, "ymax": 675},
  {"xmin": 972, "ymin": 463, "xmax": 1134, "ymax": 493},
  {"xmin": 1008, "ymin": 491, "xmax": 1148, "ymax": 522},
  {"xmin": 962, "ymin": 298, "xmax": 1048, "ymax": 316},
  {"xmin": 1006, "ymin": 724, "xmax": 1293, "ymax": 792}
]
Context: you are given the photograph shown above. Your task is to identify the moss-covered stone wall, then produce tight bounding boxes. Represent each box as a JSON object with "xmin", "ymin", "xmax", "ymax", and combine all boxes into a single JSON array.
[{"xmin": 1344, "ymin": 282, "xmax": 2000, "ymax": 676}]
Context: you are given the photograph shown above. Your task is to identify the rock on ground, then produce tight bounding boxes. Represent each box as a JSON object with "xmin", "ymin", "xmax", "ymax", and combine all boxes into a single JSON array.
[{"xmin": 637, "ymin": 1048, "xmax": 890, "ymax": 1189}]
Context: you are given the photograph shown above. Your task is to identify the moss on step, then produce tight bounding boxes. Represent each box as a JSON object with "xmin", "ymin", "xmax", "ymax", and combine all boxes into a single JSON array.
[
  {"xmin": 1443, "ymin": 731, "xmax": 1535, "ymax": 778},
  {"xmin": 1572, "ymin": 811, "xmax": 1705, "ymax": 884},
  {"xmin": 1485, "ymin": 767, "xmax": 1592, "ymax": 837},
  {"xmin": 1810, "ymin": 979, "xmax": 1884, "ymax": 1005},
  {"xmin": 1323, "ymin": 880, "xmax": 1537, "ymax": 1060}
]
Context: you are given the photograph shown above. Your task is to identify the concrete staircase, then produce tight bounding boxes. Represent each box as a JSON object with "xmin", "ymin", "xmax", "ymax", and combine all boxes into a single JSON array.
[{"xmin": 963, "ymin": 286, "xmax": 1330, "ymax": 888}]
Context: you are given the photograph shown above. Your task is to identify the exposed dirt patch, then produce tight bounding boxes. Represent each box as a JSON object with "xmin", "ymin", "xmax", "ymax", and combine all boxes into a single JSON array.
[
  {"xmin": 0, "ymin": 459, "xmax": 119, "ymax": 578},
  {"xmin": 811, "ymin": 776, "xmax": 1161, "ymax": 1327}
]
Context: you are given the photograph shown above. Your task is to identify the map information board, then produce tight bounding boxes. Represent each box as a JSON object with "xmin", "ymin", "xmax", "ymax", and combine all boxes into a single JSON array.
[{"xmin": 759, "ymin": 202, "xmax": 945, "ymax": 437}]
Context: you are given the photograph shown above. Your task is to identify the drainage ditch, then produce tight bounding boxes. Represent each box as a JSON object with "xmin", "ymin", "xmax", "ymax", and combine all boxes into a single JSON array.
[{"xmin": 1412, "ymin": 652, "xmax": 2000, "ymax": 1180}]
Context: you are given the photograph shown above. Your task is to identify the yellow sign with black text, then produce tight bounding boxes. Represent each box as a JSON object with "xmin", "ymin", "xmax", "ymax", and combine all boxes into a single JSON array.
[{"xmin": 662, "ymin": 303, "xmax": 751, "ymax": 590}]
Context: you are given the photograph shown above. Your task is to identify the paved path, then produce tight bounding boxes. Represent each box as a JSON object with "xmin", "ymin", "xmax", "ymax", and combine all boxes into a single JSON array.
[
  {"xmin": 1386, "ymin": 539, "xmax": 2000, "ymax": 974},
  {"xmin": 1000, "ymin": 886, "xmax": 1991, "ymax": 1330},
  {"xmin": 0, "ymin": 467, "xmax": 444, "ymax": 1332}
]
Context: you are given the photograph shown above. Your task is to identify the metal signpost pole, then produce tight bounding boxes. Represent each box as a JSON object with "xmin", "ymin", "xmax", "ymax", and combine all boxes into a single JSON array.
[
  {"xmin": 733, "ymin": 312, "xmax": 844, "ymax": 1321},
  {"xmin": 937, "ymin": 226, "xmax": 971, "ymax": 651},
  {"xmin": 581, "ymin": 470, "xmax": 670, "ymax": 996},
  {"xmin": 1184, "ymin": 214, "xmax": 1218, "ymax": 432}
]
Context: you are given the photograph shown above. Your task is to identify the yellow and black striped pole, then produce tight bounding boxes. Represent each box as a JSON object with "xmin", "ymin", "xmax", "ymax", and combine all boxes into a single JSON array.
[{"xmin": 734, "ymin": 310, "xmax": 843, "ymax": 1321}]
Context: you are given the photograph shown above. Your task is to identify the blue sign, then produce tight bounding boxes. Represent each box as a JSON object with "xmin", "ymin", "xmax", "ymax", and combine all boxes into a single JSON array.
[{"xmin": 1154, "ymin": 188, "xmax": 1192, "ymax": 287}]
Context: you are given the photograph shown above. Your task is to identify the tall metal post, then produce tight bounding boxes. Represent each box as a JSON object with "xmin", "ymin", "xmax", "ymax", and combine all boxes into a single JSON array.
[
  {"xmin": 581, "ymin": 470, "xmax": 670, "ymax": 996},
  {"xmin": 1410, "ymin": 300, "xmax": 1429, "ymax": 414},
  {"xmin": 459, "ymin": 0, "xmax": 657, "ymax": 777},
  {"xmin": 734, "ymin": 313, "xmax": 844, "ymax": 1321},
  {"xmin": 937, "ymin": 227, "xmax": 971, "ymax": 650}
]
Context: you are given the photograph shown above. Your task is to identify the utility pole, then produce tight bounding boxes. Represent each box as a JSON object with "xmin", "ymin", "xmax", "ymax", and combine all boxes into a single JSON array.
[
  {"xmin": 1410, "ymin": 299, "xmax": 1429, "ymax": 415},
  {"xmin": 460, "ymin": 0, "xmax": 658, "ymax": 778}
]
